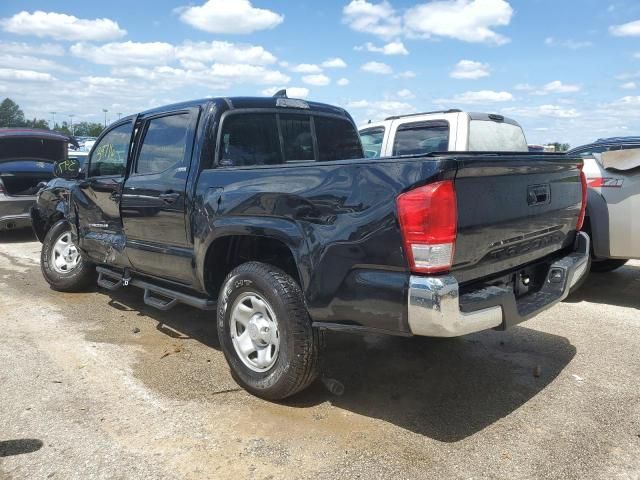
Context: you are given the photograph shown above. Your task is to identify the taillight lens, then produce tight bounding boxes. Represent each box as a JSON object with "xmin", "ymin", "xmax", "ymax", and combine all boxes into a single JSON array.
[
  {"xmin": 396, "ymin": 180, "xmax": 457, "ymax": 274},
  {"xmin": 587, "ymin": 177, "xmax": 624, "ymax": 188},
  {"xmin": 576, "ymin": 167, "xmax": 588, "ymax": 231}
]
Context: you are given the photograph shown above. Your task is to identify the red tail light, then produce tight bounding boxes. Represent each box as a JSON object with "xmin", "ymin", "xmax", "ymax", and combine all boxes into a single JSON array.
[
  {"xmin": 396, "ymin": 180, "xmax": 457, "ymax": 274},
  {"xmin": 576, "ymin": 166, "xmax": 588, "ymax": 231}
]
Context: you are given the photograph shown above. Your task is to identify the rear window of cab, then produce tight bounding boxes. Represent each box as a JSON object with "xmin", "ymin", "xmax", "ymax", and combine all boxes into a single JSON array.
[{"xmin": 219, "ymin": 112, "xmax": 363, "ymax": 166}]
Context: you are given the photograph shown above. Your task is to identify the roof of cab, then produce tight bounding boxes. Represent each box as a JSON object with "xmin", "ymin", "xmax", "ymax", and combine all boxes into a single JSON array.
[{"xmin": 137, "ymin": 96, "xmax": 350, "ymax": 118}]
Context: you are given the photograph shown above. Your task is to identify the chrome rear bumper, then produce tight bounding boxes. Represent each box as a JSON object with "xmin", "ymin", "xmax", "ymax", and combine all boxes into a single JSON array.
[{"xmin": 407, "ymin": 232, "xmax": 590, "ymax": 337}]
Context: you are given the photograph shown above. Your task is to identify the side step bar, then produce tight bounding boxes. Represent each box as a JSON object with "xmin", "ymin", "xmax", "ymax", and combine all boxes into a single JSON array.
[{"xmin": 96, "ymin": 266, "xmax": 217, "ymax": 311}]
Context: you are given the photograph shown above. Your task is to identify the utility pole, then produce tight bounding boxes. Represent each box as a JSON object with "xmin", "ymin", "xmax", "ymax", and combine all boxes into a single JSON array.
[
  {"xmin": 102, "ymin": 109, "xmax": 108, "ymax": 128},
  {"xmin": 69, "ymin": 114, "xmax": 75, "ymax": 135},
  {"xmin": 117, "ymin": 112, "xmax": 122, "ymax": 120},
  {"xmin": 50, "ymin": 111, "xmax": 56, "ymax": 129}
]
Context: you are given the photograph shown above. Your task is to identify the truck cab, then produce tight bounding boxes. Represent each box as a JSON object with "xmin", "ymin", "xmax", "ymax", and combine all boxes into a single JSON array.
[{"xmin": 359, "ymin": 109, "xmax": 529, "ymax": 158}]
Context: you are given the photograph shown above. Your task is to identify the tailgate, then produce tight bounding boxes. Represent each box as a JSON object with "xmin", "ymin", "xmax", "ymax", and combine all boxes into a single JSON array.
[{"xmin": 452, "ymin": 154, "xmax": 582, "ymax": 284}]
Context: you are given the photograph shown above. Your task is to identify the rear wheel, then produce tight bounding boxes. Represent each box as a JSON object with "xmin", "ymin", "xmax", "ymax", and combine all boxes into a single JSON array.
[
  {"xmin": 217, "ymin": 262, "xmax": 320, "ymax": 400},
  {"xmin": 590, "ymin": 258, "xmax": 628, "ymax": 273},
  {"xmin": 41, "ymin": 220, "xmax": 96, "ymax": 292}
]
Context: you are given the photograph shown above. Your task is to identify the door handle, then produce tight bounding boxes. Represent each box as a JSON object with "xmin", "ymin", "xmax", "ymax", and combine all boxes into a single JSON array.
[
  {"xmin": 159, "ymin": 192, "xmax": 180, "ymax": 204},
  {"xmin": 110, "ymin": 191, "xmax": 121, "ymax": 201}
]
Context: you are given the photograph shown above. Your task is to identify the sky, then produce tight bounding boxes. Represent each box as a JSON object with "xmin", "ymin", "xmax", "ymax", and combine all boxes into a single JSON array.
[{"xmin": 1, "ymin": 0, "xmax": 640, "ymax": 147}]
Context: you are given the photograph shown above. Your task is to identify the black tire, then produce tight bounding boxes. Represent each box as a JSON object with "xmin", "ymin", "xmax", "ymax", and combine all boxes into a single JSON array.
[
  {"xmin": 590, "ymin": 258, "xmax": 628, "ymax": 273},
  {"xmin": 217, "ymin": 261, "xmax": 320, "ymax": 400},
  {"xmin": 41, "ymin": 220, "xmax": 96, "ymax": 292}
]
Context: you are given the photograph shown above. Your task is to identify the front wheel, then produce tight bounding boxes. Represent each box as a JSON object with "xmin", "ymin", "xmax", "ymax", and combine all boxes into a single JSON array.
[
  {"xmin": 217, "ymin": 262, "xmax": 320, "ymax": 400},
  {"xmin": 41, "ymin": 220, "xmax": 96, "ymax": 292}
]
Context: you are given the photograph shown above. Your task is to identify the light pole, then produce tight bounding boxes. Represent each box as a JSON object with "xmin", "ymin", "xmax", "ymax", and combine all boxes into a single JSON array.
[
  {"xmin": 50, "ymin": 111, "xmax": 56, "ymax": 129},
  {"xmin": 117, "ymin": 112, "xmax": 122, "ymax": 120},
  {"xmin": 69, "ymin": 114, "xmax": 75, "ymax": 135},
  {"xmin": 102, "ymin": 109, "xmax": 108, "ymax": 128}
]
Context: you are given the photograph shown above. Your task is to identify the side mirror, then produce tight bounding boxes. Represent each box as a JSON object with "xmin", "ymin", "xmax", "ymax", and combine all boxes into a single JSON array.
[{"xmin": 53, "ymin": 157, "xmax": 81, "ymax": 180}]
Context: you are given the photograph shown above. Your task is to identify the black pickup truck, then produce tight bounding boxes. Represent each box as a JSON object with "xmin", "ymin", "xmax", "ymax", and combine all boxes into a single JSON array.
[{"xmin": 32, "ymin": 94, "xmax": 589, "ymax": 399}]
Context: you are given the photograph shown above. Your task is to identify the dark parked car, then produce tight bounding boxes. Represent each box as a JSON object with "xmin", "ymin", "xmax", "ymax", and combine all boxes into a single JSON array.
[
  {"xmin": 0, "ymin": 129, "xmax": 77, "ymax": 231},
  {"xmin": 32, "ymin": 94, "xmax": 589, "ymax": 400}
]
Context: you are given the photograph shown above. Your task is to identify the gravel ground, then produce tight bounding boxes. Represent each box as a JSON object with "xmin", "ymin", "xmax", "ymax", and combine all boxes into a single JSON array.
[{"xmin": 0, "ymin": 228, "xmax": 639, "ymax": 480}]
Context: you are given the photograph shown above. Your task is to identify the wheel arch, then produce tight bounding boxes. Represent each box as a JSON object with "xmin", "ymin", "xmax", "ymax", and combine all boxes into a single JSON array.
[{"xmin": 196, "ymin": 218, "xmax": 311, "ymax": 298}]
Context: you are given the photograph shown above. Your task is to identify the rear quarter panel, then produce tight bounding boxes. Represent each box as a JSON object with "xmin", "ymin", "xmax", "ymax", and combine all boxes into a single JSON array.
[{"xmin": 193, "ymin": 157, "xmax": 454, "ymax": 333}]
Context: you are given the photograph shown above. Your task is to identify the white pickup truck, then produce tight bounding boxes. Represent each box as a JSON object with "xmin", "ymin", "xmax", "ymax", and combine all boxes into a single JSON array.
[{"xmin": 359, "ymin": 109, "xmax": 529, "ymax": 157}]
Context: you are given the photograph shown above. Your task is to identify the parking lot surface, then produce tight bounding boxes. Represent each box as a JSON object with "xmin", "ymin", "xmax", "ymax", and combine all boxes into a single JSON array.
[{"xmin": 0, "ymin": 228, "xmax": 639, "ymax": 480}]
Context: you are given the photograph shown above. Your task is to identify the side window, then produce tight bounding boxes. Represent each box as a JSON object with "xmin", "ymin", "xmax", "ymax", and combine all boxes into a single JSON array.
[
  {"xmin": 136, "ymin": 113, "xmax": 190, "ymax": 175},
  {"xmin": 315, "ymin": 116, "xmax": 363, "ymax": 161},
  {"xmin": 88, "ymin": 122, "xmax": 133, "ymax": 177},
  {"xmin": 359, "ymin": 127, "xmax": 385, "ymax": 158},
  {"xmin": 393, "ymin": 121, "xmax": 449, "ymax": 156},
  {"xmin": 220, "ymin": 113, "xmax": 281, "ymax": 166},
  {"xmin": 280, "ymin": 114, "xmax": 314, "ymax": 162}
]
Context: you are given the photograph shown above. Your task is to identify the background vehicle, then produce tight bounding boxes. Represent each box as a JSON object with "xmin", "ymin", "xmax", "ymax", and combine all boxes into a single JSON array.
[
  {"xmin": 0, "ymin": 129, "xmax": 77, "ymax": 231},
  {"xmin": 359, "ymin": 109, "xmax": 528, "ymax": 158},
  {"xmin": 568, "ymin": 137, "xmax": 640, "ymax": 272},
  {"xmin": 33, "ymin": 94, "xmax": 588, "ymax": 400}
]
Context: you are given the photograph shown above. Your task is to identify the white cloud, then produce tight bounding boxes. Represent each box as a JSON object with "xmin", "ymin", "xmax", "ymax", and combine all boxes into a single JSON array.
[
  {"xmin": 0, "ymin": 10, "xmax": 126, "ymax": 41},
  {"xmin": 290, "ymin": 63, "xmax": 323, "ymax": 73},
  {"xmin": 450, "ymin": 59, "xmax": 490, "ymax": 79},
  {"xmin": 397, "ymin": 88, "xmax": 414, "ymax": 98},
  {"xmin": 514, "ymin": 83, "xmax": 534, "ymax": 91},
  {"xmin": 347, "ymin": 100, "xmax": 371, "ymax": 108},
  {"xmin": 609, "ymin": 19, "xmax": 640, "ymax": 37},
  {"xmin": 357, "ymin": 40, "xmax": 408, "ymax": 55},
  {"xmin": 544, "ymin": 37, "xmax": 593, "ymax": 49},
  {"xmin": 361, "ymin": 61, "xmax": 392, "ymax": 74},
  {"xmin": 177, "ymin": 0, "xmax": 283, "ymax": 34},
  {"xmin": 635, "ymin": 52, "xmax": 640, "ymax": 59},
  {"xmin": 621, "ymin": 81, "xmax": 637, "ymax": 90},
  {"xmin": 0, "ymin": 41, "xmax": 64, "ymax": 56},
  {"xmin": 616, "ymin": 71, "xmax": 640, "ymax": 80},
  {"xmin": 261, "ymin": 86, "xmax": 309, "ymax": 98},
  {"xmin": 71, "ymin": 40, "xmax": 279, "ymax": 69},
  {"xmin": 71, "ymin": 41, "xmax": 175, "ymax": 66},
  {"xmin": 404, "ymin": 0, "xmax": 513, "ymax": 45},
  {"xmin": 536, "ymin": 104, "xmax": 580, "ymax": 118},
  {"xmin": 210, "ymin": 64, "xmax": 290, "ymax": 84},
  {"xmin": 302, "ymin": 74, "xmax": 330, "ymax": 86},
  {"xmin": 342, "ymin": 0, "xmax": 402, "ymax": 39},
  {"xmin": 535, "ymin": 80, "xmax": 581, "ymax": 95},
  {"xmin": 346, "ymin": 99, "xmax": 415, "ymax": 122},
  {"xmin": 436, "ymin": 90, "xmax": 513, "ymax": 104},
  {"xmin": 81, "ymin": 76, "xmax": 127, "ymax": 87},
  {"xmin": 395, "ymin": 70, "xmax": 416, "ymax": 78},
  {"xmin": 0, "ymin": 67, "xmax": 55, "ymax": 82},
  {"xmin": 502, "ymin": 104, "xmax": 580, "ymax": 119},
  {"xmin": 0, "ymin": 53, "xmax": 71, "ymax": 73},
  {"xmin": 337, "ymin": 77, "xmax": 350, "ymax": 86},
  {"xmin": 176, "ymin": 41, "xmax": 276, "ymax": 65},
  {"xmin": 322, "ymin": 57, "xmax": 347, "ymax": 68}
]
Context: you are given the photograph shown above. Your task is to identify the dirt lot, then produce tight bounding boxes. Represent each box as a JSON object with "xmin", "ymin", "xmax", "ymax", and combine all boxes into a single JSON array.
[{"xmin": 0, "ymin": 228, "xmax": 639, "ymax": 480}]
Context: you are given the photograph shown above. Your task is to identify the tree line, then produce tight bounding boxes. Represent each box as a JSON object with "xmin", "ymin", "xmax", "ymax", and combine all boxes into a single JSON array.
[{"xmin": 0, "ymin": 98, "xmax": 104, "ymax": 137}]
